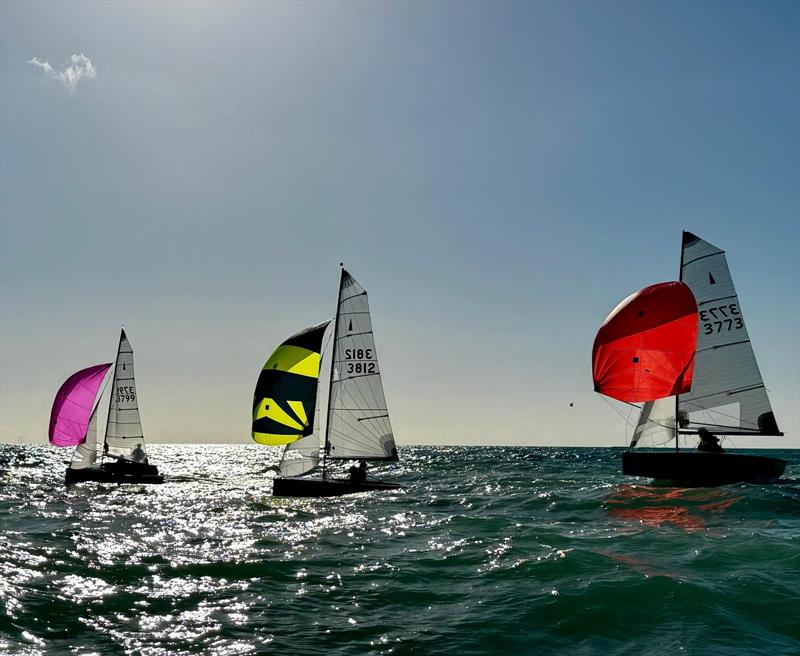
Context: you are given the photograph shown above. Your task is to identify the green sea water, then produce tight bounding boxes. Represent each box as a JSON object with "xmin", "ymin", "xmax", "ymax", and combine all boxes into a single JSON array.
[{"xmin": 1, "ymin": 445, "xmax": 798, "ymax": 655}]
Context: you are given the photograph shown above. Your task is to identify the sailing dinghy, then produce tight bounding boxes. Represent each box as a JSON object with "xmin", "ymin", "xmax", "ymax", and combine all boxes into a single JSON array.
[
  {"xmin": 252, "ymin": 268, "xmax": 401, "ymax": 497},
  {"xmin": 593, "ymin": 232, "xmax": 787, "ymax": 486},
  {"xmin": 50, "ymin": 329, "xmax": 164, "ymax": 485}
]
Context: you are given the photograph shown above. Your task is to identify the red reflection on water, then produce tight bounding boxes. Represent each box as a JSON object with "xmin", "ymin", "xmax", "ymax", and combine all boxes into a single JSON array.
[
  {"xmin": 607, "ymin": 505, "xmax": 706, "ymax": 531},
  {"xmin": 605, "ymin": 484, "xmax": 742, "ymax": 533}
]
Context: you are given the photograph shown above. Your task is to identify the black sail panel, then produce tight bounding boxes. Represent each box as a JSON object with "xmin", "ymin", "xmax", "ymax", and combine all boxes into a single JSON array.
[{"xmin": 252, "ymin": 321, "xmax": 329, "ymax": 446}]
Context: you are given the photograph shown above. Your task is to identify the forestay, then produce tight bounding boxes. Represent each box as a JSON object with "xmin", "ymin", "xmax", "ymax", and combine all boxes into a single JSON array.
[
  {"xmin": 105, "ymin": 330, "xmax": 148, "ymax": 460},
  {"xmin": 678, "ymin": 232, "xmax": 780, "ymax": 436},
  {"xmin": 326, "ymin": 270, "xmax": 397, "ymax": 461}
]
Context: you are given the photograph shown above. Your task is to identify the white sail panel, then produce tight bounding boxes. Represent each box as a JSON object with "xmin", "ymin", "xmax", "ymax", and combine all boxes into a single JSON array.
[
  {"xmin": 70, "ymin": 405, "xmax": 99, "ymax": 469},
  {"xmin": 105, "ymin": 330, "xmax": 148, "ymax": 460},
  {"xmin": 678, "ymin": 233, "xmax": 780, "ymax": 436},
  {"xmin": 326, "ymin": 271, "xmax": 397, "ymax": 461},
  {"xmin": 279, "ymin": 434, "xmax": 320, "ymax": 477},
  {"xmin": 632, "ymin": 397, "xmax": 676, "ymax": 448}
]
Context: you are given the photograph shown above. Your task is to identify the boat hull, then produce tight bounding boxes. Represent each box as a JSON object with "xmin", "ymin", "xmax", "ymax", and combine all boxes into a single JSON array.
[
  {"xmin": 65, "ymin": 461, "xmax": 164, "ymax": 485},
  {"xmin": 622, "ymin": 451, "xmax": 787, "ymax": 486},
  {"xmin": 272, "ymin": 476, "xmax": 402, "ymax": 497}
]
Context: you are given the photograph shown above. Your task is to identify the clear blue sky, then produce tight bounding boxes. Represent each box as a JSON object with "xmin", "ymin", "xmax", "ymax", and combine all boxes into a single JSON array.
[{"xmin": 1, "ymin": 1, "xmax": 798, "ymax": 447}]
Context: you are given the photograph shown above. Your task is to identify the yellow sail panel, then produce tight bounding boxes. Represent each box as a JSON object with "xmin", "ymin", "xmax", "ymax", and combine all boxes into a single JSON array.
[
  {"xmin": 252, "ymin": 430, "xmax": 303, "ymax": 446},
  {"xmin": 251, "ymin": 321, "xmax": 330, "ymax": 446},
  {"xmin": 264, "ymin": 346, "xmax": 321, "ymax": 378},
  {"xmin": 253, "ymin": 398, "xmax": 305, "ymax": 432}
]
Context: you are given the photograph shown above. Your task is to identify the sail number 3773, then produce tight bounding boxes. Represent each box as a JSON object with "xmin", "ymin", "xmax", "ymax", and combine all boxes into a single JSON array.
[
  {"xmin": 344, "ymin": 348, "xmax": 376, "ymax": 375},
  {"xmin": 700, "ymin": 303, "xmax": 743, "ymax": 335}
]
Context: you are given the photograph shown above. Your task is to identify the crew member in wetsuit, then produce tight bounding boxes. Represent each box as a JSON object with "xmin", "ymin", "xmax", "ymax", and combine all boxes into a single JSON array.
[
  {"xmin": 130, "ymin": 443, "xmax": 148, "ymax": 464},
  {"xmin": 697, "ymin": 428, "xmax": 724, "ymax": 453},
  {"xmin": 349, "ymin": 460, "xmax": 367, "ymax": 485}
]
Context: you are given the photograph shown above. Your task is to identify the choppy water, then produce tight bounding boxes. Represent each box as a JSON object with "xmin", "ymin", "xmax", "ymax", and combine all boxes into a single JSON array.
[{"xmin": 1, "ymin": 445, "xmax": 799, "ymax": 656}]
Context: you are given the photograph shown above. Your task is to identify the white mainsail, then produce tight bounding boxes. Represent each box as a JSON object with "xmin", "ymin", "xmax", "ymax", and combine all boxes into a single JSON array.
[
  {"xmin": 678, "ymin": 232, "xmax": 780, "ymax": 436},
  {"xmin": 325, "ymin": 270, "xmax": 397, "ymax": 461},
  {"xmin": 104, "ymin": 330, "xmax": 149, "ymax": 460}
]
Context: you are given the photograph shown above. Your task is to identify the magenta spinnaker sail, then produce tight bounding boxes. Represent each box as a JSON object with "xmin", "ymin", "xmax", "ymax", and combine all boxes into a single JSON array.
[{"xmin": 49, "ymin": 363, "xmax": 112, "ymax": 447}]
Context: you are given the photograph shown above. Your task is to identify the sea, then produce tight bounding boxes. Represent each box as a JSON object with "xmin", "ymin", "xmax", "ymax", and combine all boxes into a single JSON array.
[{"xmin": 1, "ymin": 445, "xmax": 799, "ymax": 656}]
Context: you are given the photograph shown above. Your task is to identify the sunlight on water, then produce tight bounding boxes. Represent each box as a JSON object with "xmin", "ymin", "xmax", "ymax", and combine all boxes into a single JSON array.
[{"xmin": 1, "ymin": 445, "xmax": 799, "ymax": 655}]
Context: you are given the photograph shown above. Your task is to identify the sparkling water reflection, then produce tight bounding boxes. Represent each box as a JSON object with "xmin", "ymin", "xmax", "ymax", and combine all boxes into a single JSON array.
[{"xmin": 1, "ymin": 445, "xmax": 799, "ymax": 655}]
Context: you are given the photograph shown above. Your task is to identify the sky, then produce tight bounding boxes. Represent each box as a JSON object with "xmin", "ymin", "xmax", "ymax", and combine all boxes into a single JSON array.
[{"xmin": 1, "ymin": 1, "xmax": 798, "ymax": 448}]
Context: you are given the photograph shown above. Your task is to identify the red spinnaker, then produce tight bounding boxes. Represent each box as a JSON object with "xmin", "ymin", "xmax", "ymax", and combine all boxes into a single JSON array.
[
  {"xmin": 49, "ymin": 363, "xmax": 112, "ymax": 447},
  {"xmin": 592, "ymin": 281, "xmax": 698, "ymax": 403}
]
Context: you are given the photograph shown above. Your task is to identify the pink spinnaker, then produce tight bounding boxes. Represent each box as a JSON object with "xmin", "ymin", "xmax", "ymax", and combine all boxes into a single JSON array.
[{"xmin": 49, "ymin": 363, "xmax": 112, "ymax": 447}]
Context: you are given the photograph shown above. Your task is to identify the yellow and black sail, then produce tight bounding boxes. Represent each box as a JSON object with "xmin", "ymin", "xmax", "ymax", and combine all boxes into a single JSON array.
[{"xmin": 252, "ymin": 321, "xmax": 329, "ymax": 446}]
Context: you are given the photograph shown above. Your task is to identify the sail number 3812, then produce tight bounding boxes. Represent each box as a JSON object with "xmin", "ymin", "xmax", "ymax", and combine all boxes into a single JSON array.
[
  {"xmin": 345, "ymin": 348, "xmax": 376, "ymax": 375},
  {"xmin": 700, "ymin": 303, "xmax": 743, "ymax": 335}
]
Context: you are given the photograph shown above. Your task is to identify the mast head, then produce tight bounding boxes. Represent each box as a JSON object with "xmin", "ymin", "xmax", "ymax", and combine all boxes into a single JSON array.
[{"xmin": 682, "ymin": 231, "xmax": 700, "ymax": 246}]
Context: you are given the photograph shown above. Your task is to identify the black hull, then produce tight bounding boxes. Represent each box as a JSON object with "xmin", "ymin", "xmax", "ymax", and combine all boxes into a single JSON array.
[
  {"xmin": 272, "ymin": 476, "xmax": 402, "ymax": 498},
  {"xmin": 622, "ymin": 451, "xmax": 787, "ymax": 487},
  {"xmin": 65, "ymin": 462, "xmax": 164, "ymax": 485}
]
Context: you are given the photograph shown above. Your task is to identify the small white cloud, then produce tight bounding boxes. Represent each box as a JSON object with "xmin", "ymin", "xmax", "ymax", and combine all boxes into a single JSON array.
[{"xmin": 27, "ymin": 53, "xmax": 96, "ymax": 92}]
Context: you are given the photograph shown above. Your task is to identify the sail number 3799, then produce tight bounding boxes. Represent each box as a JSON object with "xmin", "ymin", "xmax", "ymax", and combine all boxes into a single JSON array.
[
  {"xmin": 700, "ymin": 303, "xmax": 743, "ymax": 335},
  {"xmin": 345, "ymin": 348, "xmax": 376, "ymax": 375},
  {"xmin": 116, "ymin": 386, "xmax": 136, "ymax": 403}
]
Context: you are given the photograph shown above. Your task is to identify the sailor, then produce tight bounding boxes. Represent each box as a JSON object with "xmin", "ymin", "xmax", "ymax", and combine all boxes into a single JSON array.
[
  {"xmin": 697, "ymin": 428, "xmax": 724, "ymax": 453},
  {"xmin": 349, "ymin": 460, "xmax": 367, "ymax": 485},
  {"xmin": 130, "ymin": 443, "xmax": 148, "ymax": 464}
]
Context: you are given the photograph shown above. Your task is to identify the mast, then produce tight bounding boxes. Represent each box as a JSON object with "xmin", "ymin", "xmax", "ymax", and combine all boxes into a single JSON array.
[
  {"xmin": 102, "ymin": 328, "xmax": 124, "ymax": 461},
  {"xmin": 321, "ymin": 265, "xmax": 345, "ymax": 480},
  {"xmin": 676, "ymin": 233, "xmax": 685, "ymax": 453}
]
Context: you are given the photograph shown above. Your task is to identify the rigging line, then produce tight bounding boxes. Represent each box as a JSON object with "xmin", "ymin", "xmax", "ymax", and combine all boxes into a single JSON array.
[
  {"xmin": 336, "ymin": 386, "xmax": 385, "ymax": 441},
  {"xmin": 600, "ymin": 395, "xmax": 637, "ymax": 428},
  {"xmin": 329, "ymin": 421, "xmax": 381, "ymax": 449},
  {"xmin": 331, "ymin": 374, "xmax": 385, "ymax": 441}
]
